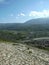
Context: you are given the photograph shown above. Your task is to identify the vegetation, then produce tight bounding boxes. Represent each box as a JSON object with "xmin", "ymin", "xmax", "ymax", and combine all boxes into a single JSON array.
[
  {"xmin": 0, "ymin": 30, "xmax": 26, "ymax": 42},
  {"xmin": 0, "ymin": 30, "xmax": 49, "ymax": 42},
  {"xmin": 0, "ymin": 18, "xmax": 49, "ymax": 51},
  {"xmin": 36, "ymin": 46, "xmax": 49, "ymax": 51},
  {"xmin": 28, "ymin": 50, "xmax": 32, "ymax": 54}
]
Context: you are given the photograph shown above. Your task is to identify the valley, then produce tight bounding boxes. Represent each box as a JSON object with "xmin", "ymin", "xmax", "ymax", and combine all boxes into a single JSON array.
[
  {"xmin": 0, "ymin": 18, "xmax": 49, "ymax": 65},
  {"xmin": 0, "ymin": 0, "xmax": 49, "ymax": 65}
]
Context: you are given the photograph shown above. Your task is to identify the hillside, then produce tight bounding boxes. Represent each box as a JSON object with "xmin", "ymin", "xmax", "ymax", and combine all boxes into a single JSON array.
[
  {"xmin": 0, "ymin": 42, "xmax": 49, "ymax": 65},
  {"xmin": 0, "ymin": 18, "xmax": 49, "ymax": 65},
  {"xmin": 24, "ymin": 18, "xmax": 49, "ymax": 31},
  {"xmin": 25, "ymin": 18, "xmax": 49, "ymax": 25},
  {"xmin": 0, "ymin": 18, "xmax": 49, "ymax": 31}
]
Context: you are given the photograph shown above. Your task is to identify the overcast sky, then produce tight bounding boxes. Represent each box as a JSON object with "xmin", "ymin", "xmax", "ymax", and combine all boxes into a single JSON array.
[{"xmin": 0, "ymin": 0, "xmax": 49, "ymax": 23}]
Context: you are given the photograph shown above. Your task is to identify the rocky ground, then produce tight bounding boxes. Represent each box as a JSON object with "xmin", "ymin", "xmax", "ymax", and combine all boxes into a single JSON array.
[{"xmin": 0, "ymin": 42, "xmax": 49, "ymax": 65}]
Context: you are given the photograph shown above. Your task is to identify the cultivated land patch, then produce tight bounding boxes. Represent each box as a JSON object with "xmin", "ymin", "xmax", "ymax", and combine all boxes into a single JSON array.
[{"xmin": 33, "ymin": 37, "xmax": 49, "ymax": 40}]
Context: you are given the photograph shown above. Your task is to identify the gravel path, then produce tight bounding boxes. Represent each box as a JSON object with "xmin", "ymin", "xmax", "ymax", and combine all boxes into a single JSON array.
[
  {"xmin": 0, "ymin": 42, "xmax": 49, "ymax": 65},
  {"xmin": 33, "ymin": 37, "xmax": 49, "ymax": 40}
]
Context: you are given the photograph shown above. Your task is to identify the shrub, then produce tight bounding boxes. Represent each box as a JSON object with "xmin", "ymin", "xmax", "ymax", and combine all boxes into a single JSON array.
[{"xmin": 28, "ymin": 50, "xmax": 32, "ymax": 54}]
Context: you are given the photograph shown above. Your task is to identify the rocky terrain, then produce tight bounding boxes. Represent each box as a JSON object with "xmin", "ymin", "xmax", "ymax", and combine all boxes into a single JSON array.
[{"xmin": 0, "ymin": 42, "xmax": 49, "ymax": 65}]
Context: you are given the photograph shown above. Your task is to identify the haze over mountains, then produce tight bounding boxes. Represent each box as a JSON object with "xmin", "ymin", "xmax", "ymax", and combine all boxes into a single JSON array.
[
  {"xmin": 0, "ymin": 18, "xmax": 49, "ymax": 31},
  {"xmin": 25, "ymin": 18, "xmax": 49, "ymax": 25}
]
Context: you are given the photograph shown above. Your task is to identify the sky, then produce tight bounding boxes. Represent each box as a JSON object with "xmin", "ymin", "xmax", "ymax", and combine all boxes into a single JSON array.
[{"xmin": 0, "ymin": 0, "xmax": 49, "ymax": 23}]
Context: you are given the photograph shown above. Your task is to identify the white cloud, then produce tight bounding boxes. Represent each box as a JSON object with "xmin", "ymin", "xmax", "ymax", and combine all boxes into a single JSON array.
[
  {"xmin": 20, "ymin": 13, "xmax": 25, "ymax": 16},
  {"xmin": 29, "ymin": 10, "xmax": 49, "ymax": 18},
  {"xmin": 18, "ymin": 13, "xmax": 25, "ymax": 16}
]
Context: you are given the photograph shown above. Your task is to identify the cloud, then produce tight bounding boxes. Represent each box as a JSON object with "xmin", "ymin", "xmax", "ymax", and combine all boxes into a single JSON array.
[
  {"xmin": 29, "ymin": 10, "xmax": 49, "ymax": 18},
  {"xmin": 20, "ymin": 13, "xmax": 25, "ymax": 16},
  {"xmin": 18, "ymin": 13, "xmax": 25, "ymax": 16}
]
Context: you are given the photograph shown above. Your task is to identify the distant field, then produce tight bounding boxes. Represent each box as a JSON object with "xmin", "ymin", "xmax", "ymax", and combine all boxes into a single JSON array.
[
  {"xmin": 0, "ymin": 30, "xmax": 49, "ymax": 42},
  {"xmin": 33, "ymin": 37, "xmax": 49, "ymax": 40}
]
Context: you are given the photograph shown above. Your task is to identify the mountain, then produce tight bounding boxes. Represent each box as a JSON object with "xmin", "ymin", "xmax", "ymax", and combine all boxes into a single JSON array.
[
  {"xmin": 0, "ymin": 18, "xmax": 49, "ymax": 31},
  {"xmin": 25, "ymin": 18, "xmax": 49, "ymax": 25},
  {"xmin": 0, "ymin": 23, "xmax": 23, "ymax": 30},
  {"xmin": 23, "ymin": 18, "xmax": 49, "ymax": 31}
]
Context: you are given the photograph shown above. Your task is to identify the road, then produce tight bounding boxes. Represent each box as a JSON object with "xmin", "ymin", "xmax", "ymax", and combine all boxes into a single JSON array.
[{"xmin": 33, "ymin": 37, "xmax": 49, "ymax": 40}]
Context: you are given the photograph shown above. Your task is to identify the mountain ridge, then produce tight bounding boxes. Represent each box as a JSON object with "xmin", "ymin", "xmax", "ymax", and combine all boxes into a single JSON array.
[
  {"xmin": 24, "ymin": 18, "xmax": 49, "ymax": 25},
  {"xmin": 0, "ymin": 18, "xmax": 49, "ymax": 31}
]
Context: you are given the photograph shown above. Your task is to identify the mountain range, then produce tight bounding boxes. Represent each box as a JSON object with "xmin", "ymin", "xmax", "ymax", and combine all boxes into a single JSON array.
[{"xmin": 0, "ymin": 18, "xmax": 49, "ymax": 31}]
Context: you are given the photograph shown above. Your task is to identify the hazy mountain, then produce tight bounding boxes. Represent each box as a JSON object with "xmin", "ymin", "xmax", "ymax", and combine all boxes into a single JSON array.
[
  {"xmin": 23, "ymin": 18, "xmax": 49, "ymax": 31},
  {"xmin": 0, "ymin": 23, "xmax": 23, "ymax": 30},
  {"xmin": 25, "ymin": 18, "xmax": 49, "ymax": 25},
  {"xmin": 0, "ymin": 18, "xmax": 49, "ymax": 31}
]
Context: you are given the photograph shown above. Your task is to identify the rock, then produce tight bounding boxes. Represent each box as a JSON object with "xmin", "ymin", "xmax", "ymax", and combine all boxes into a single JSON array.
[{"xmin": 0, "ymin": 42, "xmax": 49, "ymax": 65}]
